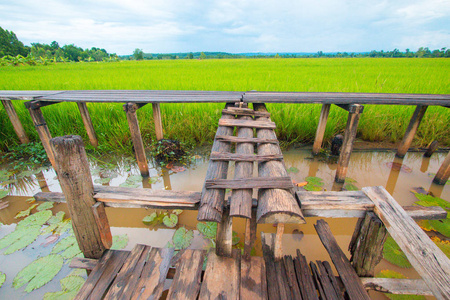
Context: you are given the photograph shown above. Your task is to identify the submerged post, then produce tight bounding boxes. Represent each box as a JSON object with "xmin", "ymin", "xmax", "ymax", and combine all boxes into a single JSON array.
[
  {"xmin": 124, "ymin": 103, "xmax": 149, "ymax": 177},
  {"xmin": 312, "ymin": 104, "xmax": 331, "ymax": 155},
  {"xmin": 1, "ymin": 99, "xmax": 30, "ymax": 144},
  {"xmin": 433, "ymin": 151, "xmax": 450, "ymax": 185},
  {"xmin": 77, "ymin": 102, "xmax": 98, "ymax": 148},
  {"xmin": 50, "ymin": 135, "xmax": 111, "ymax": 259},
  {"xmin": 396, "ymin": 105, "xmax": 428, "ymax": 158},
  {"xmin": 216, "ymin": 208, "xmax": 233, "ymax": 257}
]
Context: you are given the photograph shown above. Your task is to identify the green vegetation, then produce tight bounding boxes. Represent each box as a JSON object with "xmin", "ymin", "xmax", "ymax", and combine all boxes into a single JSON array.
[{"xmin": 0, "ymin": 58, "xmax": 449, "ymax": 153}]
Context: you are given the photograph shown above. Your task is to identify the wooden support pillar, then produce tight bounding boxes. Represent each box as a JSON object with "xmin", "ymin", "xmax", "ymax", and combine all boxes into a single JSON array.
[
  {"xmin": 77, "ymin": 102, "xmax": 98, "ymax": 148},
  {"xmin": 152, "ymin": 103, "xmax": 163, "ymax": 141},
  {"xmin": 124, "ymin": 103, "xmax": 149, "ymax": 177},
  {"xmin": 26, "ymin": 104, "xmax": 57, "ymax": 170},
  {"xmin": 349, "ymin": 212, "xmax": 387, "ymax": 277},
  {"xmin": 50, "ymin": 135, "xmax": 111, "ymax": 258},
  {"xmin": 433, "ymin": 151, "xmax": 450, "ymax": 185},
  {"xmin": 1, "ymin": 99, "xmax": 30, "ymax": 144},
  {"xmin": 216, "ymin": 208, "xmax": 232, "ymax": 257},
  {"xmin": 274, "ymin": 223, "xmax": 284, "ymax": 261},
  {"xmin": 312, "ymin": 104, "xmax": 331, "ymax": 155},
  {"xmin": 244, "ymin": 210, "xmax": 257, "ymax": 260},
  {"xmin": 396, "ymin": 105, "xmax": 428, "ymax": 158},
  {"xmin": 335, "ymin": 104, "xmax": 363, "ymax": 183}
]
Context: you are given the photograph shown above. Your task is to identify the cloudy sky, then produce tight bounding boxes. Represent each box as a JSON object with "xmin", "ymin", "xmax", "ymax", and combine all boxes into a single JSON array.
[{"xmin": 1, "ymin": 0, "xmax": 449, "ymax": 55}]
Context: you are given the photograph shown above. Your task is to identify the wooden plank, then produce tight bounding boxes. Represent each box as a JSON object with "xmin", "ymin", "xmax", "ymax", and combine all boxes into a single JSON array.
[
  {"xmin": 335, "ymin": 106, "xmax": 363, "ymax": 183},
  {"xmin": 198, "ymin": 249, "xmax": 241, "ymax": 300},
  {"xmin": 210, "ymin": 152, "xmax": 283, "ymax": 162},
  {"xmin": 433, "ymin": 150, "xmax": 450, "ymax": 185},
  {"xmin": 216, "ymin": 208, "xmax": 233, "ymax": 257},
  {"xmin": 241, "ymin": 256, "xmax": 267, "ymax": 300},
  {"xmin": 274, "ymin": 223, "xmax": 284, "ymax": 260},
  {"xmin": 314, "ymin": 219, "xmax": 371, "ymax": 300},
  {"xmin": 1, "ymin": 99, "xmax": 30, "ymax": 144},
  {"xmin": 322, "ymin": 261, "xmax": 345, "ymax": 299},
  {"xmin": 91, "ymin": 202, "xmax": 113, "ymax": 249},
  {"xmin": 335, "ymin": 104, "xmax": 364, "ymax": 114},
  {"xmin": 215, "ymin": 135, "xmax": 278, "ymax": 144},
  {"xmin": 253, "ymin": 103, "xmax": 306, "ymax": 224},
  {"xmin": 312, "ymin": 104, "xmax": 330, "ymax": 155},
  {"xmin": 166, "ymin": 249, "xmax": 205, "ymax": 300},
  {"xmin": 117, "ymin": 246, "xmax": 152, "ymax": 299},
  {"xmin": 310, "ymin": 261, "xmax": 340, "ymax": 300},
  {"xmin": 294, "ymin": 249, "xmax": 319, "ymax": 300},
  {"xmin": 70, "ymin": 257, "xmax": 98, "ymax": 270},
  {"xmin": 218, "ymin": 118, "xmax": 276, "ymax": 129},
  {"xmin": 205, "ymin": 177, "xmax": 294, "ymax": 190},
  {"xmin": 222, "ymin": 108, "xmax": 271, "ymax": 117},
  {"xmin": 396, "ymin": 105, "xmax": 428, "ymax": 158},
  {"xmin": 309, "ymin": 262, "xmax": 327, "ymax": 300},
  {"xmin": 77, "ymin": 102, "xmax": 98, "ymax": 147},
  {"xmin": 131, "ymin": 247, "xmax": 174, "ymax": 300},
  {"xmin": 283, "ymin": 256, "xmax": 303, "ymax": 299},
  {"xmin": 362, "ymin": 186, "xmax": 450, "ymax": 300},
  {"xmin": 51, "ymin": 135, "xmax": 109, "ymax": 259},
  {"xmin": 244, "ymin": 210, "xmax": 257, "ymax": 259},
  {"xmin": 360, "ymin": 278, "xmax": 433, "ymax": 296},
  {"xmin": 261, "ymin": 233, "xmax": 281, "ymax": 300},
  {"xmin": 198, "ymin": 103, "xmax": 235, "ymax": 222},
  {"xmin": 152, "ymin": 103, "xmax": 164, "ymax": 140},
  {"xmin": 124, "ymin": 103, "xmax": 149, "ymax": 177}
]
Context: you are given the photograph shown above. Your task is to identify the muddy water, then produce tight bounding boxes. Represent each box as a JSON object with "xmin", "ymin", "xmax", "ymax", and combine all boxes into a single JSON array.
[{"xmin": 0, "ymin": 149, "xmax": 448, "ymax": 299}]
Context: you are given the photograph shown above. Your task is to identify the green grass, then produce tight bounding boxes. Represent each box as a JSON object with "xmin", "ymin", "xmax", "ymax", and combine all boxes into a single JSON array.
[{"xmin": 0, "ymin": 58, "xmax": 449, "ymax": 152}]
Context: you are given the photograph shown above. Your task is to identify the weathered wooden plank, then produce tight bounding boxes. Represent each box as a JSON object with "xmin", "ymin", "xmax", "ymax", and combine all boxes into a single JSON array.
[
  {"xmin": 360, "ymin": 278, "xmax": 433, "ymax": 296},
  {"xmin": 70, "ymin": 257, "xmax": 98, "ymax": 270},
  {"xmin": 294, "ymin": 249, "xmax": 319, "ymax": 300},
  {"xmin": 311, "ymin": 261, "xmax": 340, "ymax": 300},
  {"xmin": 312, "ymin": 104, "xmax": 331, "ymax": 155},
  {"xmin": 335, "ymin": 104, "xmax": 364, "ymax": 114},
  {"xmin": 241, "ymin": 256, "xmax": 267, "ymax": 300},
  {"xmin": 205, "ymin": 177, "xmax": 294, "ymax": 190},
  {"xmin": 218, "ymin": 118, "xmax": 276, "ymax": 129},
  {"xmin": 244, "ymin": 210, "xmax": 257, "ymax": 259},
  {"xmin": 166, "ymin": 249, "xmax": 205, "ymax": 300},
  {"xmin": 51, "ymin": 135, "xmax": 110, "ymax": 259},
  {"xmin": 261, "ymin": 233, "xmax": 281, "ymax": 300},
  {"xmin": 274, "ymin": 223, "xmax": 284, "ymax": 261},
  {"xmin": 396, "ymin": 105, "xmax": 428, "ymax": 158},
  {"xmin": 253, "ymin": 103, "xmax": 306, "ymax": 224},
  {"xmin": 210, "ymin": 151, "xmax": 283, "ymax": 162},
  {"xmin": 362, "ymin": 186, "xmax": 450, "ymax": 300},
  {"xmin": 309, "ymin": 262, "xmax": 327, "ymax": 300},
  {"xmin": 91, "ymin": 202, "xmax": 113, "ymax": 249},
  {"xmin": 198, "ymin": 249, "xmax": 241, "ymax": 300},
  {"xmin": 222, "ymin": 108, "xmax": 271, "ymax": 117},
  {"xmin": 314, "ymin": 219, "xmax": 371, "ymax": 300},
  {"xmin": 322, "ymin": 261, "xmax": 345, "ymax": 299},
  {"xmin": 118, "ymin": 245, "xmax": 152, "ymax": 299},
  {"xmin": 77, "ymin": 102, "xmax": 98, "ymax": 147},
  {"xmin": 131, "ymin": 247, "xmax": 174, "ymax": 300},
  {"xmin": 1, "ymin": 99, "xmax": 30, "ymax": 144},
  {"xmin": 216, "ymin": 208, "xmax": 233, "ymax": 257},
  {"xmin": 215, "ymin": 135, "xmax": 279, "ymax": 144},
  {"xmin": 152, "ymin": 103, "xmax": 164, "ymax": 140},
  {"xmin": 198, "ymin": 103, "xmax": 235, "ymax": 222},
  {"xmin": 283, "ymin": 256, "xmax": 303, "ymax": 299},
  {"xmin": 124, "ymin": 103, "xmax": 149, "ymax": 177},
  {"xmin": 433, "ymin": 151, "xmax": 450, "ymax": 185}
]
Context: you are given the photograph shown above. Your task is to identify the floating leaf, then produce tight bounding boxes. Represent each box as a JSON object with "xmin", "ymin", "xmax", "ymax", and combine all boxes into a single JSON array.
[
  {"xmin": 54, "ymin": 219, "xmax": 73, "ymax": 236},
  {"xmin": 305, "ymin": 176, "xmax": 324, "ymax": 186},
  {"xmin": 413, "ymin": 193, "xmax": 450, "ymax": 210},
  {"xmin": 172, "ymin": 209, "xmax": 183, "ymax": 215},
  {"xmin": 303, "ymin": 184, "xmax": 323, "ymax": 191},
  {"xmin": 343, "ymin": 183, "xmax": 359, "ymax": 191},
  {"xmin": 17, "ymin": 210, "xmax": 53, "ymax": 230},
  {"xmin": 0, "ymin": 272, "xmax": 5, "ymax": 288},
  {"xmin": 427, "ymin": 219, "xmax": 450, "ymax": 238},
  {"xmin": 149, "ymin": 176, "xmax": 159, "ymax": 184},
  {"xmin": 0, "ymin": 189, "xmax": 9, "ymax": 199},
  {"xmin": 111, "ymin": 234, "xmax": 129, "ymax": 250},
  {"xmin": 163, "ymin": 214, "xmax": 178, "ymax": 228},
  {"xmin": 142, "ymin": 212, "xmax": 158, "ymax": 226},
  {"xmin": 171, "ymin": 227, "xmax": 193, "ymax": 250},
  {"xmin": 376, "ymin": 270, "xmax": 425, "ymax": 300},
  {"xmin": 52, "ymin": 236, "xmax": 77, "ymax": 254},
  {"xmin": 43, "ymin": 275, "xmax": 85, "ymax": 300},
  {"xmin": 431, "ymin": 237, "xmax": 450, "ymax": 258},
  {"xmin": 61, "ymin": 245, "xmax": 82, "ymax": 260},
  {"xmin": 0, "ymin": 225, "xmax": 41, "ymax": 254},
  {"xmin": 286, "ymin": 167, "xmax": 299, "ymax": 173},
  {"xmin": 344, "ymin": 177, "xmax": 357, "ymax": 183},
  {"xmin": 94, "ymin": 177, "xmax": 111, "ymax": 185},
  {"xmin": 36, "ymin": 202, "xmax": 54, "ymax": 211},
  {"xmin": 197, "ymin": 222, "xmax": 217, "ymax": 240},
  {"xmin": 13, "ymin": 254, "xmax": 64, "ymax": 293},
  {"xmin": 383, "ymin": 237, "xmax": 412, "ymax": 268},
  {"xmin": 15, "ymin": 203, "xmax": 39, "ymax": 219},
  {"xmin": 41, "ymin": 234, "xmax": 60, "ymax": 247}
]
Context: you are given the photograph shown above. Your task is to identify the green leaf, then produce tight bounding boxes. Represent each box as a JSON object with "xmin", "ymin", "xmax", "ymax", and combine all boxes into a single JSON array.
[
  {"xmin": 17, "ymin": 210, "xmax": 53, "ymax": 230},
  {"xmin": 15, "ymin": 203, "xmax": 39, "ymax": 219},
  {"xmin": 171, "ymin": 227, "xmax": 193, "ymax": 250},
  {"xmin": 305, "ymin": 176, "xmax": 324, "ymax": 186},
  {"xmin": 163, "ymin": 214, "xmax": 178, "ymax": 228},
  {"xmin": 111, "ymin": 234, "xmax": 129, "ymax": 250},
  {"xmin": 36, "ymin": 202, "xmax": 54, "ymax": 211},
  {"xmin": 197, "ymin": 222, "xmax": 217, "ymax": 240},
  {"xmin": 43, "ymin": 275, "xmax": 85, "ymax": 300},
  {"xmin": 172, "ymin": 209, "xmax": 183, "ymax": 215},
  {"xmin": 428, "ymin": 219, "xmax": 450, "ymax": 238},
  {"xmin": 0, "ymin": 225, "xmax": 41, "ymax": 254},
  {"xmin": 52, "ymin": 236, "xmax": 78, "ymax": 255},
  {"xmin": 61, "ymin": 245, "xmax": 82, "ymax": 260},
  {"xmin": 119, "ymin": 182, "xmax": 139, "ymax": 188},
  {"xmin": 94, "ymin": 177, "xmax": 111, "ymax": 185},
  {"xmin": 286, "ymin": 167, "xmax": 299, "ymax": 173},
  {"xmin": 13, "ymin": 254, "xmax": 64, "ymax": 293},
  {"xmin": 413, "ymin": 193, "xmax": 450, "ymax": 210},
  {"xmin": 54, "ymin": 219, "xmax": 73, "ymax": 236},
  {"xmin": 0, "ymin": 189, "xmax": 9, "ymax": 199},
  {"xmin": 303, "ymin": 184, "xmax": 323, "ymax": 191},
  {"xmin": 376, "ymin": 270, "xmax": 425, "ymax": 300},
  {"xmin": 432, "ymin": 237, "xmax": 450, "ymax": 258},
  {"xmin": 232, "ymin": 231, "xmax": 240, "ymax": 245},
  {"xmin": 149, "ymin": 176, "xmax": 159, "ymax": 184},
  {"xmin": 344, "ymin": 177, "xmax": 357, "ymax": 183},
  {"xmin": 0, "ymin": 272, "xmax": 5, "ymax": 288},
  {"xmin": 142, "ymin": 212, "xmax": 158, "ymax": 226},
  {"xmin": 383, "ymin": 237, "xmax": 412, "ymax": 268},
  {"xmin": 343, "ymin": 183, "xmax": 359, "ymax": 191}
]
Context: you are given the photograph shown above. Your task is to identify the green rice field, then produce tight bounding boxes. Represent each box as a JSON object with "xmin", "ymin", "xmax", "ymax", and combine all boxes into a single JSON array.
[{"xmin": 1, "ymin": 58, "xmax": 449, "ymax": 152}]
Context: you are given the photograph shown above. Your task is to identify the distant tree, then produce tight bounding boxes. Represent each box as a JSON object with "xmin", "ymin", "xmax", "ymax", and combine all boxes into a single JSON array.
[
  {"xmin": 188, "ymin": 52, "xmax": 194, "ymax": 59},
  {"xmin": 133, "ymin": 48, "xmax": 144, "ymax": 60},
  {"xmin": 200, "ymin": 52, "xmax": 206, "ymax": 59},
  {"xmin": 0, "ymin": 26, "xmax": 29, "ymax": 57},
  {"xmin": 274, "ymin": 53, "xmax": 280, "ymax": 58}
]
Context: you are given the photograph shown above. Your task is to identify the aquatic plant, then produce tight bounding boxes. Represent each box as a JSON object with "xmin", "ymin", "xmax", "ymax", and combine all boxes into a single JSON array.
[
  {"xmin": 382, "ymin": 236, "xmax": 412, "ymax": 268},
  {"xmin": 51, "ymin": 236, "xmax": 82, "ymax": 261},
  {"xmin": 110, "ymin": 234, "xmax": 129, "ymax": 250},
  {"xmin": 43, "ymin": 275, "xmax": 85, "ymax": 300},
  {"xmin": 0, "ymin": 272, "xmax": 5, "ymax": 288},
  {"xmin": 142, "ymin": 210, "xmax": 182, "ymax": 228},
  {"xmin": 303, "ymin": 176, "xmax": 324, "ymax": 191},
  {"xmin": 167, "ymin": 227, "xmax": 193, "ymax": 250},
  {"xmin": 414, "ymin": 193, "xmax": 450, "ymax": 238}
]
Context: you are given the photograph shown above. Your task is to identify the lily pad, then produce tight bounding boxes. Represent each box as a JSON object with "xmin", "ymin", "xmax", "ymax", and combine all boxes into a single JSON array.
[
  {"xmin": 413, "ymin": 193, "xmax": 450, "ymax": 210},
  {"xmin": 54, "ymin": 219, "xmax": 73, "ymax": 236},
  {"xmin": 0, "ymin": 272, "xmax": 5, "ymax": 288},
  {"xmin": 169, "ymin": 227, "xmax": 193, "ymax": 250},
  {"xmin": 376, "ymin": 270, "xmax": 424, "ymax": 300},
  {"xmin": 172, "ymin": 209, "xmax": 183, "ymax": 215},
  {"xmin": 0, "ymin": 225, "xmax": 41, "ymax": 254},
  {"xmin": 197, "ymin": 222, "xmax": 217, "ymax": 240},
  {"xmin": 15, "ymin": 203, "xmax": 39, "ymax": 219},
  {"xmin": 142, "ymin": 212, "xmax": 158, "ymax": 226},
  {"xmin": 303, "ymin": 176, "xmax": 324, "ymax": 191},
  {"xmin": 163, "ymin": 214, "xmax": 178, "ymax": 228},
  {"xmin": 427, "ymin": 219, "xmax": 450, "ymax": 238},
  {"xmin": 383, "ymin": 237, "xmax": 412, "ymax": 268},
  {"xmin": 43, "ymin": 275, "xmax": 85, "ymax": 300},
  {"xmin": 432, "ymin": 237, "xmax": 450, "ymax": 258},
  {"xmin": 343, "ymin": 183, "xmax": 359, "ymax": 191},
  {"xmin": 17, "ymin": 210, "xmax": 53, "ymax": 230},
  {"xmin": 13, "ymin": 254, "xmax": 64, "ymax": 293},
  {"xmin": 0, "ymin": 189, "xmax": 9, "ymax": 199},
  {"xmin": 36, "ymin": 202, "xmax": 54, "ymax": 211},
  {"xmin": 286, "ymin": 167, "xmax": 299, "ymax": 173},
  {"xmin": 111, "ymin": 234, "xmax": 129, "ymax": 250},
  {"xmin": 51, "ymin": 235, "xmax": 82, "ymax": 260}
]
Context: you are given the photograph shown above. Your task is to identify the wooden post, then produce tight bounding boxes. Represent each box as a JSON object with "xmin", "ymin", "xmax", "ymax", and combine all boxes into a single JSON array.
[
  {"xmin": 26, "ymin": 105, "xmax": 57, "ymax": 170},
  {"xmin": 152, "ymin": 103, "xmax": 163, "ymax": 141},
  {"xmin": 335, "ymin": 105, "xmax": 363, "ymax": 183},
  {"xmin": 424, "ymin": 140, "xmax": 438, "ymax": 157},
  {"xmin": 124, "ymin": 103, "xmax": 149, "ymax": 177},
  {"xmin": 1, "ymin": 99, "xmax": 30, "ymax": 144},
  {"xmin": 50, "ymin": 135, "xmax": 111, "ymax": 258},
  {"xmin": 244, "ymin": 210, "xmax": 257, "ymax": 260},
  {"xmin": 349, "ymin": 212, "xmax": 387, "ymax": 277},
  {"xmin": 77, "ymin": 102, "xmax": 98, "ymax": 148},
  {"xmin": 216, "ymin": 208, "xmax": 233, "ymax": 257},
  {"xmin": 312, "ymin": 104, "xmax": 331, "ymax": 155},
  {"xmin": 396, "ymin": 105, "xmax": 428, "ymax": 158},
  {"xmin": 274, "ymin": 223, "xmax": 284, "ymax": 261},
  {"xmin": 433, "ymin": 151, "xmax": 450, "ymax": 185}
]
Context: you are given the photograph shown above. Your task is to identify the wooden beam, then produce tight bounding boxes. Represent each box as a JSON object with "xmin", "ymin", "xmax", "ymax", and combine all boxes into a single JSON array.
[
  {"xmin": 24, "ymin": 100, "xmax": 59, "ymax": 110},
  {"xmin": 1, "ymin": 99, "xmax": 30, "ymax": 144},
  {"xmin": 216, "ymin": 209, "xmax": 233, "ymax": 257},
  {"xmin": 335, "ymin": 105, "xmax": 363, "ymax": 183},
  {"xmin": 218, "ymin": 118, "xmax": 277, "ymax": 129},
  {"xmin": 77, "ymin": 102, "xmax": 98, "ymax": 147},
  {"xmin": 312, "ymin": 104, "xmax": 331, "ymax": 155},
  {"xmin": 396, "ymin": 105, "xmax": 428, "ymax": 158},
  {"xmin": 215, "ymin": 135, "xmax": 278, "ymax": 144},
  {"xmin": 210, "ymin": 152, "xmax": 283, "ymax": 162},
  {"xmin": 205, "ymin": 177, "xmax": 294, "ymax": 190},
  {"xmin": 152, "ymin": 103, "xmax": 164, "ymax": 141},
  {"xmin": 274, "ymin": 223, "xmax": 284, "ymax": 260},
  {"xmin": 222, "ymin": 107, "xmax": 271, "ymax": 117},
  {"xmin": 433, "ymin": 151, "xmax": 450, "ymax": 185},
  {"xmin": 240, "ymin": 256, "xmax": 267, "ymax": 300},
  {"xmin": 50, "ymin": 135, "xmax": 110, "ymax": 259},
  {"xmin": 124, "ymin": 103, "xmax": 149, "ymax": 177},
  {"xmin": 91, "ymin": 202, "xmax": 113, "ymax": 249},
  {"xmin": 360, "ymin": 278, "xmax": 433, "ymax": 296},
  {"xmin": 362, "ymin": 186, "xmax": 450, "ymax": 300},
  {"xmin": 335, "ymin": 104, "xmax": 364, "ymax": 113}
]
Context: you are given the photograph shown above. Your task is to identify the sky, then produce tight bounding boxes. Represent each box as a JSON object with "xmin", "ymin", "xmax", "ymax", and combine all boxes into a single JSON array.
[{"xmin": 1, "ymin": 0, "xmax": 449, "ymax": 55}]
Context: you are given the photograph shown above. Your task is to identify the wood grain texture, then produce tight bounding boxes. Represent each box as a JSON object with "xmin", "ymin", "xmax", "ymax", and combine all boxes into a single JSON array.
[
  {"xmin": 396, "ymin": 105, "xmax": 428, "ymax": 158},
  {"xmin": 215, "ymin": 135, "xmax": 278, "ymax": 144},
  {"xmin": 310, "ymin": 261, "xmax": 340, "ymax": 300},
  {"xmin": 294, "ymin": 249, "xmax": 319, "ymax": 300},
  {"xmin": 28, "ymin": 106, "xmax": 57, "ymax": 170},
  {"xmin": 363, "ymin": 186, "xmax": 450, "ymax": 300},
  {"xmin": 209, "ymin": 152, "xmax": 283, "ymax": 162},
  {"xmin": 216, "ymin": 209, "xmax": 233, "ymax": 257},
  {"xmin": 312, "ymin": 104, "xmax": 330, "ymax": 155},
  {"xmin": 91, "ymin": 202, "xmax": 113, "ymax": 249},
  {"xmin": 218, "ymin": 118, "xmax": 276, "ymax": 129},
  {"xmin": 1, "ymin": 99, "xmax": 30, "ymax": 144},
  {"xmin": 222, "ymin": 108, "xmax": 271, "ymax": 117},
  {"xmin": 118, "ymin": 246, "xmax": 152, "ymax": 300},
  {"xmin": 360, "ymin": 278, "xmax": 433, "ymax": 296},
  {"xmin": 205, "ymin": 177, "xmax": 293, "ymax": 190},
  {"xmin": 124, "ymin": 103, "xmax": 149, "ymax": 177},
  {"xmin": 244, "ymin": 210, "xmax": 257, "ymax": 259},
  {"xmin": 69, "ymin": 257, "xmax": 98, "ymax": 270},
  {"xmin": 283, "ymin": 256, "xmax": 303, "ymax": 299},
  {"xmin": 152, "ymin": 103, "xmax": 164, "ymax": 140},
  {"xmin": 241, "ymin": 256, "xmax": 267, "ymax": 300},
  {"xmin": 77, "ymin": 102, "xmax": 98, "ymax": 147},
  {"xmin": 433, "ymin": 150, "xmax": 450, "ymax": 185},
  {"xmin": 261, "ymin": 233, "xmax": 281, "ymax": 300}
]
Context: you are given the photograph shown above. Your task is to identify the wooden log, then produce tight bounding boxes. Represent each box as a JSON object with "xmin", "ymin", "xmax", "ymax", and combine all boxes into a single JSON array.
[
  {"xmin": 50, "ymin": 135, "xmax": 110, "ymax": 259},
  {"xmin": 210, "ymin": 152, "xmax": 283, "ymax": 162},
  {"xmin": 314, "ymin": 219, "xmax": 371, "ymax": 300},
  {"xmin": 335, "ymin": 105, "xmax": 363, "ymax": 183},
  {"xmin": 198, "ymin": 103, "xmax": 234, "ymax": 222},
  {"xmin": 261, "ymin": 233, "xmax": 281, "ymax": 299},
  {"xmin": 424, "ymin": 140, "xmax": 438, "ymax": 157},
  {"xmin": 360, "ymin": 278, "xmax": 433, "ymax": 296},
  {"xmin": 152, "ymin": 103, "xmax": 164, "ymax": 140},
  {"xmin": 205, "ymin": 177, "xmax": 294, "ymax": 190},
  {"xmin": 76, "ymin": 102, "xmax": 98, "ymax": 147},
  {"xmin": 253, "ymin": 103, "xmax": 306, "ymax": 224},
  {"xmin": 433, "ymin": 151, "xmax": 450, "ymax": 185},
  {"xmin": 241, "ymin": 256, "xmax": 267, "ymax": 300},
  {"xmin": 349, "ymin": 212, "xmax": 387, "ymax": 277},
  {"xmin": 218, "ymin": 118, "xmax": 276, "ymax": 129},
  {"xmin": 215, "ymin": 135, "xmax": 278, "ymax": 144},
  {"xmin": 124, "ymin": 103, "xmax": 149, "ymax": 177},
  {"xmin": 216, "ymin": 208, "xmax": 233, "ymax": 257},
  {"xmin": 294, "ymin": 249, "xmax": 319, "ymax": 300},
  {"xmin": 244, "ymin": 210, "xmax": 257, "ymax": 260},
  {"xmin": 1, "ymin": 99, "xmax": 30, "ymax": 144},
  {"xmin": 396, "ymin": 105, "xmax": 428, "ymax": 158},
  {"xmin": 362, "ymin": 186, "xmax": 450, "ymax": 299},
  {"xmin": 91, "ymin": 202, "xmax": 113, "ymax": 249},
  {"xmin": 312, "ymin": 104, "xmax": 331, "ymax": 155}
]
